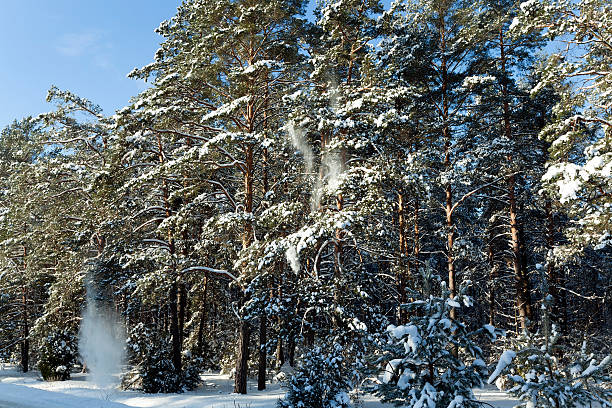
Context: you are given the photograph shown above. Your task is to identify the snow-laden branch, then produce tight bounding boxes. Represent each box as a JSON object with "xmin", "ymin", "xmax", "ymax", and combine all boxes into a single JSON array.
[
  {"xmin": 181, "ymin": 266, "xmax": 239, "ymax": 284},
  {"xmin": 142, "ymin": 239, "xmax": 170, "ymax": 248}
]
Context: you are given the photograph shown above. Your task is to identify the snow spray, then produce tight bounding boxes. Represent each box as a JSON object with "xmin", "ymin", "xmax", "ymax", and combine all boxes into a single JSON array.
[{"xmin": 79, "ymin": 271, "xmax": 125, "ymax": 389}]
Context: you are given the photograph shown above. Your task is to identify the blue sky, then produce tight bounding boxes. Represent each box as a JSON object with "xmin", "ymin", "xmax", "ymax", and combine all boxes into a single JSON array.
[
  {"xmin": 0, "ymin": 1, "xmax": 378, "ymax": 130},
  {"xmin": 0, "ymin": 1, "xmax": 182, "ymax": 128}
]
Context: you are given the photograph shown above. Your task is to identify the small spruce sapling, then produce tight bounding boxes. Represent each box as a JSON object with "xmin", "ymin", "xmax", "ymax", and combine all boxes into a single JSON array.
[
  {"xmin": 38, "ymin": 330, "xmax": 77, "ymax": 381},
  {"xmin": 374, "ymin": 277, "xmax": 502, "ymax": 408},
  {"xmin": 279, "ymin": 342, "xmax": 353, "ymax": 408},
  {"xmin": 488, "ymin": 325, "xmax": 612, "ymax": 408}
]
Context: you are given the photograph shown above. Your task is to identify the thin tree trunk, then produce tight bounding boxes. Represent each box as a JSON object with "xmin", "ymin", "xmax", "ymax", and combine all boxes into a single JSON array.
[
  {"xmin": 169, "ymin": 281, "xmax": 182, "ymax": 375},
  {"xmin": 439, "ymin": 15, "xmax": 456, "ymax": 322},
  {"xmin": 234, "ymin": 320, "xmax": 250, "ymax": 394},
  {"xmin": 398, "ymin": 192, "xmax": 408, "ymax": 324},
  {"xmin": 178, "ymin": 282, "xmax": 186, "ymax": 348},
  {"xmin": 258, "ymin": 312, "xmax": 267, "ymax": 390},
  {"xmin": 21, "ymin": 286, "xmax": 29, "ymax": 373},
  {"xmin": 488, "ymin": 242, "xmax": 498, "ymax": 327},
  {"xmin": 196, "ymin": 277, "xmax": 209, "ymax": 356},
  {"xmin": 275, "ymin": 337, "xmax": 285, "ymax": 369},
  {"xmin": 499, "ymin": 28, "xmax": 532, "ymax": 331}
]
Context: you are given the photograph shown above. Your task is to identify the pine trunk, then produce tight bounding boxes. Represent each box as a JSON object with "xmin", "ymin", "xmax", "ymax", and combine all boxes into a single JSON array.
[
  {"xmin": 257, "ymin": 311, "xmax": 267, "ymax": 390},
  {"xmin": 234, "ymin": 320, "xmax": 250, "ymax": 394},
  {"xmin": 196, "ymin": 277, "xmax": 209, "ymax": 356},
  {"xmin": 235, "ymin": 143, "xmax": 254, "ymax": 394},
  {"xmin": 21, "ymin": 287, "xmax": 29, "ymax": 373},
  {"xmin": 178, "ymin": 282, "xmax": 186, "ymax": 347},
  {"xmin": 499, "ymin": 30, "xmax": 532, "ymax": 331},
  {"xmin": 169, "ymin": 281, "xmax": 182, "ymax": 375},
  {"xmin": 397, "ymin": 192, "xmax": 408, "ymax": 324}
]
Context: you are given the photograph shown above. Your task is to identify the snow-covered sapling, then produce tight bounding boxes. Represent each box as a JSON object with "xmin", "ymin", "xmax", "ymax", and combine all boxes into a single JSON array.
[
  {"xmin": 279, "ymin": 343, "xmax": 353, "ymax": 408},
  {"xmin": 375, "ymin": 281, "xmax": 502, "ymax": 408},
  {"xmin": 488, "ymin": 326, "xmax": 612, "ymax": 408}
]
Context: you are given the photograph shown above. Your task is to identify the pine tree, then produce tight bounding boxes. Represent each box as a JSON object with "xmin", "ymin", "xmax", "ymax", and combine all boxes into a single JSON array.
[{"xmin": 375, "ymin": 273, "xmax": 502, "ymax": 408}]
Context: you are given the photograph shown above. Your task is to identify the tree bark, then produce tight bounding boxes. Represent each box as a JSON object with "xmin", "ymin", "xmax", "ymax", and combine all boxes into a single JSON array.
[
  {"xmin": 397, "ymin": 192, "xmax": 409, "ymax": 324},
  {"xmin": 21, "ymin": 286, "xmax": 29, "ymax": 373},
  {"xmin": 275, "ymin": 337, "xmax": 285, "ymax": 369},
  {"xmin": 498, "ymin": 29, "xmax": 532, "ymax": 331},
  {"xmin": 169, "ymin": 281, "xmax": 182, "ymax": 375},
  {"xmin": 234, "ymin": 320, "xmax": 250, "ymax": 394},
  {"xmin": 257, "ymin": 311, "xmax": 267, "ymax": 390},
  {"xmin": 235, "ymin": 143, "xmax": 254, "ymax": 394},
  {"xmin": 196, "ymin": 277, "xmax": 209, "ymax": 356},
  {"xmin": 178, "ymin": 281, "xmax": 186, "ymax": 348}
]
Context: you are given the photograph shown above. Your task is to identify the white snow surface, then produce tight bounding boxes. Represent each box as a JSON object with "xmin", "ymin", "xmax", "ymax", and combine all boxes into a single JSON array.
[{"xmin": 0, "ymin": 366, "xmax": 519, "ymax": 408}]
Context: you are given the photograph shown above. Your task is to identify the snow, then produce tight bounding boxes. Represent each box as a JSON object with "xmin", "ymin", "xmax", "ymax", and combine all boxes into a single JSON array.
[
  {"xmin": 488, "ymin": 350, "xmax": 517, "ymax": 384},
  {"xmin": 0, "ymin": 367, "xmax": 520, "ymax": 408}
]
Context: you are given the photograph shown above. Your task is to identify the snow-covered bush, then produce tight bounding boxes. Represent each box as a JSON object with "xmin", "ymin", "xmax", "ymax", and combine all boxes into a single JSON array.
[
  {"xmin": 374, "ymin": 282, "xmax": 502, "ymax": 408},
  {"xmin": 279, "ymin": 343, "xmax": 352, "ymax": 408},
  {"xmin": 123, "ymin": 323, "xmax": 200, "ymax": 393},
  {"xmin": 38, "ymin": 330, "xmax": 77, "ymax": 381},
  {"xmin": 488, "ymin": 326, "xmax": 612, "ymax": 408}
]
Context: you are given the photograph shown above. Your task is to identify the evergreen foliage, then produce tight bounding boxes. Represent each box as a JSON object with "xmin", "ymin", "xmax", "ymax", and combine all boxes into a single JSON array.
[
  {"xmin": 38, "ymin": 330, "xmax": 77, "ymax": 381},
  {"xmin": 0, "ymin": 0, "xmax": 610, "ymax": 402},
  {"xmin": 375, "ymin": 276, "xmax": 502, "ymax": 408}
]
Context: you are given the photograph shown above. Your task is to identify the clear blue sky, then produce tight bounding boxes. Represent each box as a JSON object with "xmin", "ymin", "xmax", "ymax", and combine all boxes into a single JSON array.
[
  {"xmin": 0, "ymin": 1, "xmax": 182, "ymax": 129},
  {"xmin": 0, "ymin": 1, "xmax": 383, "ymax": 130}
]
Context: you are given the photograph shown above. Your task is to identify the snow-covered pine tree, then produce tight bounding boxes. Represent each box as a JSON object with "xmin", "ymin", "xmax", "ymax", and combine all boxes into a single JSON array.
[
  {"xmin": 279, "ymin": 343, "xmax": 353, "ymax": 408},
  {"xmin": 0, "ymin": 118, "xmax": 51, "ymax": 373},
  {"xmin": 512, "ymin": 0, "xmax": 612, "ymax": 252},
  {"xmin": 121, "ymin": 0, "xmax": 309, "ymax": 393},
  {"xmin": 488, "ymin": 324, "xmax": 612, "ymax": 408},
  {"xmin": 375, "ymin": 274, "xmax": 502, "ymax": 408},
  {"xmin": 376, "ymin": 0, "xmax": 501, "ymax": 324}
]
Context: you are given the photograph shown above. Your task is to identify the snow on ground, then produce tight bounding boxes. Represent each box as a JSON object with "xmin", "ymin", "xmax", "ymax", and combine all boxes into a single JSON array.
[{"xmin": 0, "ymin": 365, "xmax": 519, "ymax": 408}]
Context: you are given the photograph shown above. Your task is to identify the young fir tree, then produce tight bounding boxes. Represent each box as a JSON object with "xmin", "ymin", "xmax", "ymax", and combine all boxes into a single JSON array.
[
  {"xmin": 375, "ymin": 273, "xmax": 502, "ymax": 408},
  {"xmin": 488, "ymin": 316, "xmax": 612, "ymax": 408}
]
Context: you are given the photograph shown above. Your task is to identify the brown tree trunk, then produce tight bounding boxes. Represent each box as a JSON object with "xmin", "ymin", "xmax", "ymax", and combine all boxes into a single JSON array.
[
  {"xmin": 257, "ymin": 311, "xmax": 267, "ymax": 390},
  {"xmin": 234, "ymin": 321, "xmax": 250, "ymax": 394},
  {"xmin": 398, "ymin": 192, "xmax": 409, "ymax": 324},
  {"xmin": 21, "ymin": 287, "xmax": 29, "ymax": 373},
  {"xmin": 196, "ymin": 277, "xmax": 209, "ymax": 356},
  {"xmin": 169, "ymin": 281, "xmax": 182, "ymax": 375},
  {"xmin": 235, "ymin": 143, "xmax": 254, "ymax": 394},
  {"xmin": 178, "ymin": 282, "xmax": 186, "ymax": 348},
  {"xmin": 499, "ymin": 29, "xmax": 532, "ymax": 331},
  {"xmin": 275, "ymin": 337, "xmax": 285, "ymax": 369}
]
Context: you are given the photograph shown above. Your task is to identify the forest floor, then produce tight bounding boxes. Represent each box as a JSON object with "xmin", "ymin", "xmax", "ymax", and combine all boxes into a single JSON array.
[{"xmin": 0, "ymin": 365, "xmax": 518, "ymax": 408}]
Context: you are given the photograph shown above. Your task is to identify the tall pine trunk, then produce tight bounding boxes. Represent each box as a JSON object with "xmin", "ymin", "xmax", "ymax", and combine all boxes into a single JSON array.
[
  {"xmin": 196, "ymin": 277, "xmax": 209, "ymax": 356},
  {"xmin": 235, "ymin": 320, "xmax": 251, "ymax": 394},
  {"xmin": 257, "ymin": 311, "xmax": 267, "ymax": 390},
  {"xmin": 21, "ymin": 286, "xmax": 29, "ymax": 373},
  {"xmin": 397, "ymin": 192, "xmax": 409, "ymax": 324},
  {"xmin": 169, "ymin": 280, "xmax": 182, "ymax": 375},
  {"xmin": 234, "ymin": 143, "xmax": 254, "ymax": 394},
  {"xmin": 499, "ymin": 30, "xmax": 532, "ymax": 331}
]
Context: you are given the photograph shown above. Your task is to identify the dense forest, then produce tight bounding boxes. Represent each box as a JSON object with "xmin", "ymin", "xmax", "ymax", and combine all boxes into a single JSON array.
[{"xmin": 0, "ymin": 0, "xmax": 611, "ymax": 407}]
